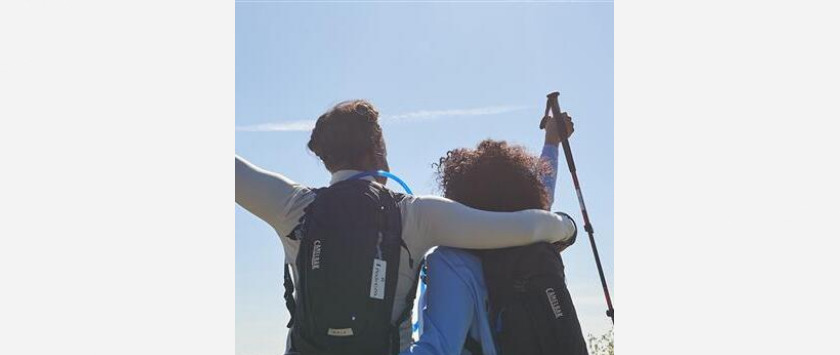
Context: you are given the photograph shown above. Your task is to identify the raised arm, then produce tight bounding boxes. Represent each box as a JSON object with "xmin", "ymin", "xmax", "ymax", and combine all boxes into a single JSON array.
[
  {"xmin": 541, "ymin": 144, "xmax": 560, "ymax": 207},
  {"xmin": 235, "ymin": 155, "xmax": 311, "ymax": 233},
  {"xmin": 409, "ymin": 195, "xmax": 576, "ymax": 250},
  {"xmin": 541, "ymin": 110, "xmax": 574, "ymax": 207}
]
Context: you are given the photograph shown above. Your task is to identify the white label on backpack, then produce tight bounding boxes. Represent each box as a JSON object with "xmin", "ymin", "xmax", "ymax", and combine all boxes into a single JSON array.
[
  {"xmin": 327, "ymin": 328, "xmax": 354, "ymax": 337},
  {"xmin": 311, "ymin": 240, "xmax": 322, "ymax": 270},
  {"xmin": 370, "ymin": 259, "xmax": 386, "ymax": 300},
  {"xmin": 546, "ymin": 288, "xmax": 564, "ymax": 318}
]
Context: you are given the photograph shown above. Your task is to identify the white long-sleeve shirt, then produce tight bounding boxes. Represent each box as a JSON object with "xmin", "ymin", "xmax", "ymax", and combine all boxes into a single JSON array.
[{"xmin": 234, "ymin": 155, "xmax": 577, "ymax": 351}]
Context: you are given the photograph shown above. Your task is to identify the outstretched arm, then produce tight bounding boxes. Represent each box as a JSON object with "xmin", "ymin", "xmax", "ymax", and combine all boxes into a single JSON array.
[{"xmin": 235, "ymin": 155, "xmax": 311, "ymax": 233}]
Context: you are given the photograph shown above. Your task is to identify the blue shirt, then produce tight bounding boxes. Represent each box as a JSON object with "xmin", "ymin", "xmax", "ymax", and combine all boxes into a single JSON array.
[{"xmin": 401, "ymin": 144, "xmax": 561, "ymax": 355}]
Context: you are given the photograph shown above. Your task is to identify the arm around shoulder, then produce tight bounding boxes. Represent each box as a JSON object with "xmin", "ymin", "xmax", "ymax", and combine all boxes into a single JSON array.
[{"xmin": 408, "ymin": 195, "xmax": 576, "ymax": 250}]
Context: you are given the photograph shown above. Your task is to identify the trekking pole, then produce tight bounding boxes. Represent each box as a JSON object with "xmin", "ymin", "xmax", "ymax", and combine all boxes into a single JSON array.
[{"xmin": 544, "ymin": 91, "xmax": 614, "ymax": 324}]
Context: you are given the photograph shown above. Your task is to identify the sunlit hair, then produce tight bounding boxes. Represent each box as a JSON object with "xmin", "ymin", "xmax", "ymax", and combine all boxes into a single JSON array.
[
  {"xmin": 436, "ymin": 139, "xmax": 550, "ymax": 212},
  {"xmin": 307, "ymin": 100, "xmax": 386, "ymax": 171}
]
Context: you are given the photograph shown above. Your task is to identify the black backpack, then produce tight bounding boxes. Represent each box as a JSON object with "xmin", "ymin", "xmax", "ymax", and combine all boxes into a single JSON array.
[
  {"xmin": 477, "ymin": 236, "xmax": 589, "ymax": 355},
  {"xmin": 283, "ymin": 179, "xmax": 414, "ymax": 355}
]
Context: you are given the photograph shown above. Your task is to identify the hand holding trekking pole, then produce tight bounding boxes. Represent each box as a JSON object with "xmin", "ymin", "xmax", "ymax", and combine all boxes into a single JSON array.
[{"xmin": 542, "ymin": 111, "xmax": 575, "ymax": 146}]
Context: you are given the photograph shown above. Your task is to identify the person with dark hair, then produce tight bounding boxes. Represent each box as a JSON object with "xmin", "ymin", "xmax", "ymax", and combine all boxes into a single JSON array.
[
  {"xmin": 235, "ymin": 100, "xmax": 576, "ymax": 354},
  {"xmin": 402, "ymin": 114, "xmax": 578, "ymax": 355},
  {"xmin": 307, "ymin": 100, "xmax": 390, "ymax": 179}
]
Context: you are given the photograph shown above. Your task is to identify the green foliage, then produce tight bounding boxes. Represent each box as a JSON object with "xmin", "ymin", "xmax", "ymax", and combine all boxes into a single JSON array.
[{"xmin": 587, "ymin": 328, "xmax": 614, "ymax": 355}]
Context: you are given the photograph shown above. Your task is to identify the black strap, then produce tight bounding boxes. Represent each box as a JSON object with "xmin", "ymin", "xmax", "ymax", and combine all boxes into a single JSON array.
[
  {"xmin": 464, "ymin": 335, "xmax": 483, "ymax": 355},
  {"xmin": 399, "ymin": 238, "xmax": 414, "ymax": 268},
  {"xmin": 283, "ymin": 263, "xmax": 296, "ymax": 328},
  {"xmin": 390, "ymin": 258, "xmax": 425, "ymax": 352},
  {"xmin": 381, "ymin": 188, "xmax": 414, "ymax": 269},
  {"xmin": 398, "ymin": 258, "xmax": 425, "ymax": 325}
]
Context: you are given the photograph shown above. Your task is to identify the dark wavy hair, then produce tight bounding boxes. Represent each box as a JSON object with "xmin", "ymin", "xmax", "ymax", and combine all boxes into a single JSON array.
[
  {"xmin": 307, "ymin": 100, "xmax": 386, "ymax": 171},
  {"xmin": 436, "ymin": 139, "xmax": 550, "ymax": 212}
]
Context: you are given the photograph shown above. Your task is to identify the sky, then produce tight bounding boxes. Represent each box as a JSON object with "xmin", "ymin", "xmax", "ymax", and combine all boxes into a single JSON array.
[{"xmin": 235, "ymin": 2, "xmax": 613, "ymax": 354}]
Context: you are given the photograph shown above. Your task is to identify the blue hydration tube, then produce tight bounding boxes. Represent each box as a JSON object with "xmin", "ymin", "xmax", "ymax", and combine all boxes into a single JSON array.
[
  {"xmin": 347, "ymin": 170, "xmax": 413, "ymax": 194},
  {"xmin": 413, "ymin": 266, "xmax": 427, "ymax": 334}
]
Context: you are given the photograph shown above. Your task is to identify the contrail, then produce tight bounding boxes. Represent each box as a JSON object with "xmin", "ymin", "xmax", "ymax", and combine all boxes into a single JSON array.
[
  {"xmin": 235, "ymin": 105, "xmax": 530, "ymax": 132},
  {"xmin": 381, "ymin": 105, "xmax": 529, "ymax": 121}
]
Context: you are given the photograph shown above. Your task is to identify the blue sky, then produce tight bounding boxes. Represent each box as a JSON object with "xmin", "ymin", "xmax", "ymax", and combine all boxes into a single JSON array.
[{"xmin": 235, "ymin": 2, "xmax": 613, "ymax": 354}]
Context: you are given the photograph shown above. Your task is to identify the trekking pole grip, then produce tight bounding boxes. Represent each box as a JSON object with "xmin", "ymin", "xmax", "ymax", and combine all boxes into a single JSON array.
[{"xmin": 546, "ymin": 92, "xmax": 577, "ymax": 173}]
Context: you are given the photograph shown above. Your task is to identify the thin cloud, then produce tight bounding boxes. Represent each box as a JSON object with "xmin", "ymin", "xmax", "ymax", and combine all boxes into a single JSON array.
[
  {"xmin": 235, "ymin": 105, "xmax": 530, "ymax": 132},
  {"xmin": 382, "ymin": 105, "xmax": 530, "ymax": 121}
]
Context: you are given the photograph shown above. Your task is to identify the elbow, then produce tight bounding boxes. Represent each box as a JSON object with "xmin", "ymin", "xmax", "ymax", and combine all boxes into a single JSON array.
[
  {"xmin": 552, "ymin": 211, "xmax": 578, "ymax": 247},
  {"xmin": 534, "ymin": 211, "xmax": 577, "ymax": 246}
]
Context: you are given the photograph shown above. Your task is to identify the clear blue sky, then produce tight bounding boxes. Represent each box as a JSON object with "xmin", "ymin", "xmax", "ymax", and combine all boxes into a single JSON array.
[{"xmin": 235, "ymin": 2, "xmax": 613, "ymax": 354}]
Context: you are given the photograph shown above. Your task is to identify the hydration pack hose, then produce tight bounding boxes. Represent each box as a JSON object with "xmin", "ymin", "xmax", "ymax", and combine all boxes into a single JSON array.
[{"xmin": 348, "ymin": 170, "xmax": 414, "ymax": 194}]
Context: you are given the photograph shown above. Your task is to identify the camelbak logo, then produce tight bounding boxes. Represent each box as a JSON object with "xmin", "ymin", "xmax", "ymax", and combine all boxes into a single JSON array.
[
  {"xmin": 546, "ymin": 288, "xmax": 564, "ymax": 318},
  {"xmin": 311, "ymin": 240, "xmax": 322, "ymax": 270}
]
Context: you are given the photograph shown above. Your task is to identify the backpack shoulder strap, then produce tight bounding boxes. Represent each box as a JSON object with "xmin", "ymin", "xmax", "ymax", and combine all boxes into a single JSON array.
[
  {"xmin": 280, "ymin": 186, "xmax": 326, "ymax": 328},
  {"xmin": 391, "ymin": 257, "xmax": 425, "ymax": 352},
  {"xmin": 283, "ymin": 263, "xmax": 295, "ymax": 328},
  {"xmin": 365, "ymin": 183, "xmax": 411, "ymax": 352}
]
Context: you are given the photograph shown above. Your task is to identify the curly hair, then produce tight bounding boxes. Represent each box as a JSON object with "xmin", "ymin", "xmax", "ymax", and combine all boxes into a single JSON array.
[
  {"xmin": 307, "ymin": 100, "xmax": 386, "ymax": 171},
  {"xmin": 436, "ymin": 139, "xmax": 551, "ymax": 212}
]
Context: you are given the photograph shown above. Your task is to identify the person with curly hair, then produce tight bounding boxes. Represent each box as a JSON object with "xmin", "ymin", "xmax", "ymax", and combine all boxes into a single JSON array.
[
  {"xmin": 235, "ymin": 100, "xmax": 577, "ymax": 354},
  {"xmin": 402, "ymin": 114, "xmax": 577, "ymax": 355}
]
